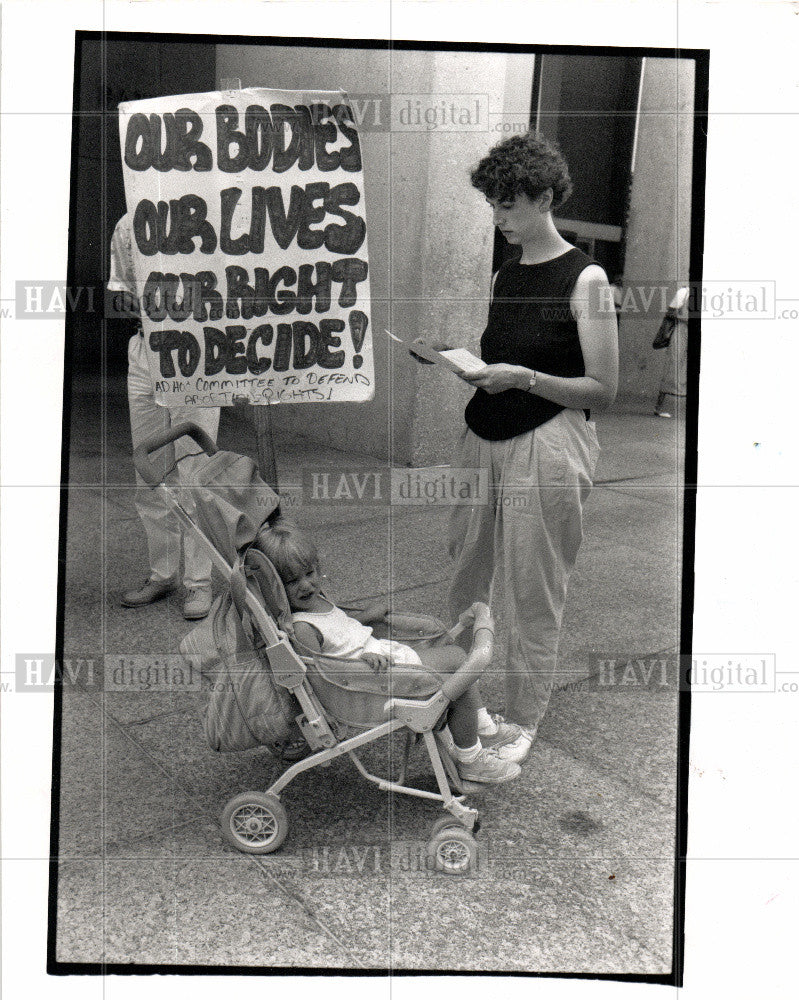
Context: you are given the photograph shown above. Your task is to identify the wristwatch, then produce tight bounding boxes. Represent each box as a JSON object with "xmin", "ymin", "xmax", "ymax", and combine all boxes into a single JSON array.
[{"xmin": 526, "ymin": 370, "xmax": 537, "ymax": 392}]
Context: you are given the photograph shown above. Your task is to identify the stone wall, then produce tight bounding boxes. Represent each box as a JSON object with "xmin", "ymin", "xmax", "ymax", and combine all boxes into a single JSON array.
[{"xmin": 619, "ymin": 58, "xmax": 695, "ymax": 409}]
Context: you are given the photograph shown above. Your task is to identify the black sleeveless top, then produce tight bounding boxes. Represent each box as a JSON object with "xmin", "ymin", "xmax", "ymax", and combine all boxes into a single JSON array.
[{"xmin": 465, "ymin": 247, "xmax": 595, "ymax": 441}]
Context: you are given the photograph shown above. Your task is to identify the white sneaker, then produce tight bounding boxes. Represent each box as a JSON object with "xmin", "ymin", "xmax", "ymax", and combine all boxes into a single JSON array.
[
  {"xmin": 479, "ymin": 712, "xmax": 523, "ymax": 751},
  {"xmin": 490, "ymin": 726, "xmax": 536, "ymax": 764}
]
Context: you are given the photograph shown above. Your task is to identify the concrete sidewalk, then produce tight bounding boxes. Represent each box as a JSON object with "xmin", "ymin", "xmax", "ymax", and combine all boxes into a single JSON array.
[{"xmin": 54, "ymin": 378, "xmax": 685, "ymax": 973}]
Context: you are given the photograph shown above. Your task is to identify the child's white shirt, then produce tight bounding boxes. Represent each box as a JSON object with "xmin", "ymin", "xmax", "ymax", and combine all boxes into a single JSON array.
[{"xmin": 292, "ymin": 604, "xmax": 422, "ymax": 666}]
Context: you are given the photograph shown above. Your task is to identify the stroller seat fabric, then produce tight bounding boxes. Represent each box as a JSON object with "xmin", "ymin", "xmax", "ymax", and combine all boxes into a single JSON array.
[{"xmin": 306, "ymin": 655, "xmax": 443, "ymax": 730}]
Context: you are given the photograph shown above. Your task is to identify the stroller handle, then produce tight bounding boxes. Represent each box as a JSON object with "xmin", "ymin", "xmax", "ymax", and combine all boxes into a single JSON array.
[
  {"xmin": 439, "ymin": 602, "xmax": 494, "ymax": 704},
  {"xmin": 133, "ymin": 421, "xmax": 219, "ymax": 487}
]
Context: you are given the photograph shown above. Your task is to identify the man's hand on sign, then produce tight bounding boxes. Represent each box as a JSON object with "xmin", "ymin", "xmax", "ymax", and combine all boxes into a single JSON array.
[{"xmin": 409, "ymin": 337, "xmax": 453, "ymax": 364}]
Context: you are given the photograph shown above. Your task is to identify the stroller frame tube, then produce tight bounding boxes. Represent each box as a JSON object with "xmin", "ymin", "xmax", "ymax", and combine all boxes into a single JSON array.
[
  {"xmin": 267, "ymin": 719, "xmax": 477, "ymax": 827},
  {"xmin": 268, "ymin": 719, "xmax": 403, "ymax": 795}
]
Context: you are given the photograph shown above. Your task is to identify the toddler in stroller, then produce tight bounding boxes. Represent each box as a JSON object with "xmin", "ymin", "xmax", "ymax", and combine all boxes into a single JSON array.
[
  {"xmin": 136, "ymin": 422, "xmax": 517, "ymax": 873},
  {"xmin": 255, "ymin": 519, "xmax": 521, "ymax": 787}
]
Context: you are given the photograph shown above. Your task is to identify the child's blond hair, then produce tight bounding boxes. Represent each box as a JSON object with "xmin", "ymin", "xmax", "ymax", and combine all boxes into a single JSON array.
[{"xmin": 254, "ymin": 519, "xmax": 318, "ymax": 583}]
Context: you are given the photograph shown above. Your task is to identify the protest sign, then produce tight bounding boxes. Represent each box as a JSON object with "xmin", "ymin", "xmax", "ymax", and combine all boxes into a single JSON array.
[{"xmin": 118, "ymin": 88, "xmax": 373, "ymax": 406}]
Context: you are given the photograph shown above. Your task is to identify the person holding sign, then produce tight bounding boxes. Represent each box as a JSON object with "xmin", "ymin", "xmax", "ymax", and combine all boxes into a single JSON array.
[
  {"xmin": 109, "ymin": 214, "xmax": 221, "ymax": 619},
  {"xmin": 415, "ymin": 131, "xmax": 618, "ymax": 762}
]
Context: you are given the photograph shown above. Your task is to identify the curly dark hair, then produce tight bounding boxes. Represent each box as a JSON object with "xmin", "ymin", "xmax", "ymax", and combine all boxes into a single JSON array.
[{"xmin": 470, "ymin": 131, "xmax": 573, "ymax": 210}]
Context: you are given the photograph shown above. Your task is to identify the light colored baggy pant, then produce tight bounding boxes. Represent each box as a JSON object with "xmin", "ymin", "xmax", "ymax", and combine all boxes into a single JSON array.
[
  {"xmin": 448, "ymin": 408, "xmax": 600, "ymax": 728},
  {"xmin": 127, "ymin": 334, "xmax": 221, "ymax": 588},
  {"xmin": 658, "ymin": 318, "xmax": 688, "ymax": 397}
]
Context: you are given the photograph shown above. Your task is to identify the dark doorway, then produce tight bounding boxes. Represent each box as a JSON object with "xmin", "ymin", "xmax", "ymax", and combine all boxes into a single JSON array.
[
  {"xmin": 71, "ymin": 36, "xmax": 215, "ymax": 374},
  {"xmin": 493, "ymin": 52, "xmax": 642, "ymax": 279}
]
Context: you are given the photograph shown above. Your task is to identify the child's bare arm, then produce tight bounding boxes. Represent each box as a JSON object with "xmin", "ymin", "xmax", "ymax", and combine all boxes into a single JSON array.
[
  {"xmin": 349, "ymin": 601, "xmax": 389, "ymax": 625},
  {"xmin": 293, "ymin": 620, "xmax": 324, "ymax": 653}
]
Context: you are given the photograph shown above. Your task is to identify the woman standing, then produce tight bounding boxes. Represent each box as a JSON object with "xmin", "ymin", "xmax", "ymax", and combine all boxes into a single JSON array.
[{"xmin": 422, "ymin": 132, "xmax": 618, "ymax": 763}]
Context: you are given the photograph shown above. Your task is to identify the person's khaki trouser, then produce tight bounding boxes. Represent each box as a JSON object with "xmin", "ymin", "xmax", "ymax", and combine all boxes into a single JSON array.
[
  {"xmin": 448, "ymin": 408, "xmax": 599, "ymax": 728},
  {"xmin": 128, "ymin": 334, "xmax": 220, "ymax": 588}
]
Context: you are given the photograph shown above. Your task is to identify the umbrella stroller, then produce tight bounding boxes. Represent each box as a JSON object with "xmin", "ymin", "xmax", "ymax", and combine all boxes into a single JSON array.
[{"xmin": 134, "ymin": 422, "xmax": 497, "ymax": 875}]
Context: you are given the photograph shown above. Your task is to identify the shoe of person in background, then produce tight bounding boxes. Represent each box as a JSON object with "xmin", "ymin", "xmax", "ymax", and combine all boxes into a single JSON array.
[
  {"xmin": 480, "ymin": 713, "xmax": 522, "ymax": 750},
  {"xmin": 183, "ymin": 585, "xmax": 213, "ymax": 620},
  {"xmin": 654, "ymin": 391, "xmax": 672, "ymax": 418},
  {"xmin": 479, "ymin": 712, "xmax": 536, "ymax": 763},
  {"xmin": 121, "ymin": 577, "xmax": 176, "ymax": 608},
  {"xmin": 489, "ymin": 726, "xmax": 536, "ymax": 764}
]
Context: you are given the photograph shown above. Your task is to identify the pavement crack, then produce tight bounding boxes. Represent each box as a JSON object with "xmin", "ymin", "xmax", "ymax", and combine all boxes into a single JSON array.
[
  {"xmin": 624, "ymin": 929, "xmax": 671, "ymax": 969},
  {"xmin": 123, "ymin": 709, "xmax": 185, "ymax": 726},
  {"xmin": 65, "ymin": 685, "xmax": 369, "ymax": 968},
  {"xmin": 600, "ymin": 485, "xmax": 682, "ymax": 507},
  {"xmin": 543, "ymin": 646, "xmax": 682, "ymax": 809},
  {"xmin": 248, "ymin": 860, "xmax": 368, "ymax": 968},
  {"xmin": 104, "ymin": 815, "xmax": 210, "ymax": 853}
]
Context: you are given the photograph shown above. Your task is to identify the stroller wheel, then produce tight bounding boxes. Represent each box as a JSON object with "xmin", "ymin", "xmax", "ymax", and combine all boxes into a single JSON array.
[
  {"xmin": 221, "ymin": 792, "xmax": 289, "ymax": 855},
  {"xmin": 429, "ymin": 814, "xmax": 474, "ymax": 838},
  {"xmin": 427, "ymin": 826, "xmax": 479, "ymax": 875}
]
